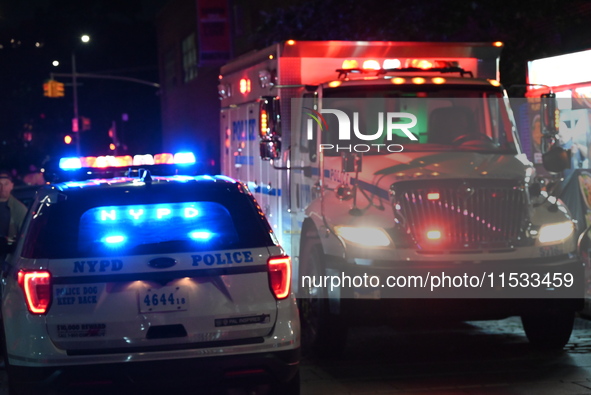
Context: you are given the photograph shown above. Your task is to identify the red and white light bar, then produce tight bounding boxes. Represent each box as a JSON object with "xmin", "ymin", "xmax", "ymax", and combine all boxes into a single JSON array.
[{"xmin": 59, "ymin": 152, "xmax": 196, "ymax": 170}]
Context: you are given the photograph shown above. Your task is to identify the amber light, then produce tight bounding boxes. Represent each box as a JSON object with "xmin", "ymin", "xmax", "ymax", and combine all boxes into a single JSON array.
[
  {"xmin": 18, "ymin": 270, "xmax": 52, "ymax": 314},
  {"xmin": 260, "ymin": 110, "xmax": 268, "ymax": 137},
  {"xmin": 268, "ymin": 256, "xmax": 291, "ymax": 299},
  {"xmin": 427, "ymin": 192, "xmax": 440, "ymax": 200},
  {"xmin": 341, "ymin": 59, "xmax": 359, "ymax": 69}
]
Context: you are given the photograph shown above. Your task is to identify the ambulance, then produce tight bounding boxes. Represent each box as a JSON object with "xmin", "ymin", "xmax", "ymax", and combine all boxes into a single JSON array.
[{"xmin": 218, "ymin": 41, "xmax": 583, "ymax": 355}]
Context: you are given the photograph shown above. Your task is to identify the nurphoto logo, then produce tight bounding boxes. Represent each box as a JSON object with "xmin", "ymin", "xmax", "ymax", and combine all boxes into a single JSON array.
[{"xmin": 304, "ymin": 106, "xmax": 417, "ymax": 153}]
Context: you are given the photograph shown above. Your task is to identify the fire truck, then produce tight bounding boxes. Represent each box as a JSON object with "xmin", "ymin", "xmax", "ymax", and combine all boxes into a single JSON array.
[{"xmin": 219, "ymin": 41, "xmax": 583, "ymax": 354}]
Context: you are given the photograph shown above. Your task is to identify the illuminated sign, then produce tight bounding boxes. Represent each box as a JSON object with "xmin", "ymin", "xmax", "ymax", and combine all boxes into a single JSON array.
[
  {"xmin": 528, "ymin": 49, "xmax": 591, "ymax": 89},
  {"xmin": 78, "ymin": 201, "xmax": 238, "ymax": 253}
]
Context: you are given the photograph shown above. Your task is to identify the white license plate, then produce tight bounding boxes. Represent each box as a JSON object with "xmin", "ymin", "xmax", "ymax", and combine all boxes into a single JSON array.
[{"xmin": 139, "ymin": 286, "xmax": 188, "ymax": 313}]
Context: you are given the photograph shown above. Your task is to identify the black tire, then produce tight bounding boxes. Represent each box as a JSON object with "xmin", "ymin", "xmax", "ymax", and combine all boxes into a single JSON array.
[
  {"xmin": 298, "ymin": 241, "xmax": 348, "ymax": 358},
  {"xmin": 521, "ymin": 310, "xmax": 575, "ymax": 350}
]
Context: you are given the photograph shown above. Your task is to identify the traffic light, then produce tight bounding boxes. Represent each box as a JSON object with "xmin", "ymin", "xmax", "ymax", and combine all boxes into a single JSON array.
[
  {"xmin": 43, "ymin": 81, "xmax": 51, "ymax": 97},
  {"xmin": 43, "ymin": 80, "xmax": 65, "ymax": 98},
  {"xmin": 53, "ymin": 81, "xmax": 65, "ymax": 97}
]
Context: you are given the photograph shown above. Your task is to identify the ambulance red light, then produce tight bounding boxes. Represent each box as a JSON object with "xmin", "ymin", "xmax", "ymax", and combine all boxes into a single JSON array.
[
  {"xmin": 286, "ymin": 40, "xmax": 296, "ymax": 46},
  {"xmin": 328, "ymin": 81, "xmax": 342, "ymax": 88},
  {"xmin": 426, "ymin": 230, "xmax": 441, "ymax": 240},
  {"xmin": 342, "ymin": 59, "xmax": 359, "ymax": 69},
  {"xmin": 239, "ymin": 79, "xmax": 251, "ymax": 94},
  {"xmin": 412, "ymin": 77, "xmax": 426, "ymax": 84},
  {"xmin": 427, "ymin": 192, "xmax": 440, "ymax": 200},
  {"xmin": 268, "ymin": 256, "xmax": 291, "ymax": 299},
  {"xmin": 383, "ymin": 59, "xmax": 401, "ymax": 69},
  {"xmin": 363, "ymin": 60, "xmax": 381, "ymax": 70},
  {"xmin": 493, "ymin": 41, "xmax": 503, "ymax": 47},
  {"xmin": 432, "ymin": 77, "xmax": 446, "ymax": 84},
  {"xmin": 409, "ymin": 59, "xmax": 434, "ymax": 69},
  {"xmin": 391, "ymin": 77, "xmax": 406, "ymax": 85},
  {"xmin": 18, "ymin": 270, "xmax": 52, "ymax": 315}
]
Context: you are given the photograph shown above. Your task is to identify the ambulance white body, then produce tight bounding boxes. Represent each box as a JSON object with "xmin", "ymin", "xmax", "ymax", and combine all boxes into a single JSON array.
[{"xmin": 219, "ymin": 41, "xmax": 583, "ymax": 354}]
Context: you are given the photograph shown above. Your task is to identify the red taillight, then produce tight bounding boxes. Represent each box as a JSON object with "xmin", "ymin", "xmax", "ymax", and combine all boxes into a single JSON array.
[
  {"xmin": 17, "ymin": 270, "xmax": 52, "ymax": 314},
  {"xmin": 268, "ymin": 256, "xmax": 291, "ymax": 300}
]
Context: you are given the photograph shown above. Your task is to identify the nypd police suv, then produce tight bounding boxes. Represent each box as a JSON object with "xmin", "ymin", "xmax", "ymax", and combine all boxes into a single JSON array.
[{"xmin": 0, "ymin": 160, "xmax": 300, "ymax": 394}]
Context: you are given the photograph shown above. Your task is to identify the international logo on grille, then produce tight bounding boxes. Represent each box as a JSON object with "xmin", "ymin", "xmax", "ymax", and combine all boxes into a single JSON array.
[{"xmin": 457, "ymin": 183, "xmax": 475, "ymax": 203}]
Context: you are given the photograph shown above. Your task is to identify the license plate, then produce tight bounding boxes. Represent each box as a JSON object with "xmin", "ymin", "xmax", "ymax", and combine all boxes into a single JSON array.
[{"xmin": 139, "ymin": 286, "xmax": 188, "ymax": 313}]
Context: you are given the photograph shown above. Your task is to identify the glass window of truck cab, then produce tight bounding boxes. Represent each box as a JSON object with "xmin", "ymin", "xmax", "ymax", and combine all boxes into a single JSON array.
[{"xmin": 318, "ymin": 85, "xmax": 518, "ymax": 155}]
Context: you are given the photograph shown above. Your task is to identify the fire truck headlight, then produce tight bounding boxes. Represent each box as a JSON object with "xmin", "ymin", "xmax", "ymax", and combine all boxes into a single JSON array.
[
  {"xmin": 538, "ymin": 221, "xmax": 574, "ymax": 244},
  {"xmin": 334, "ymin": 226, "xmax": 392, "ymax": 247}
]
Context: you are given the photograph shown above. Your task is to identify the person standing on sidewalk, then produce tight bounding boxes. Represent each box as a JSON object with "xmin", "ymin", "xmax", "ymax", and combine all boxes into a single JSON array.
[{"xmin": 0, "ymin": 170, "xmax": 27, "ymax": 246}]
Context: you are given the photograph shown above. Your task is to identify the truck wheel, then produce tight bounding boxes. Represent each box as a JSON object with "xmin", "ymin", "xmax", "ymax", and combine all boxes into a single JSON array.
[
  {"xmin": 521, "ymin": 310, "xmax": 575, "ymax": 350},
  {"xmin": 298, "ymin": 242, "xmax": 348, "ymax": 358}
]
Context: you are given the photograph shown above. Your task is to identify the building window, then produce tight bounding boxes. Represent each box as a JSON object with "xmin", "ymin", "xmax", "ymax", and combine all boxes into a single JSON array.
[
  {"xmin": 182, "ymin": 33, "xmax": 197, "ymax": 83},
  {"xmin": 164, "ymin": 49, "xmax": 176, "ymax": 89}
]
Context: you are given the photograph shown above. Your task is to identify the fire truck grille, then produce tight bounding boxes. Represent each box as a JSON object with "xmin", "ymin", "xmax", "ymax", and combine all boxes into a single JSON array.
[{"xmin": 392, "ymin": 180, "xmax": 527, "ymax": 250}]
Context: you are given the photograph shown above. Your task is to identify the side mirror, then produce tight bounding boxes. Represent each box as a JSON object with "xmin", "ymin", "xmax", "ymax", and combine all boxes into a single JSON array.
[
  {"xmin": 259, "ymin": 96, "xmax": 281, "ymax": 160},
  {"xmin": 260, "ymin": 140, "xmax": 281, "ymax": 161},
  {"xmin": 542, "ymin": 144, "xmax": 571, "ymax": 173},
  {"xmin": 541, "ymin": 93, "xmax": 558, "ymax": 136}
]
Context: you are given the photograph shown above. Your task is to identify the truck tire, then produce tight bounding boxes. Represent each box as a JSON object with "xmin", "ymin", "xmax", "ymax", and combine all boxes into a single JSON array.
[
  {"xmin": 521, "ymin": 310, "xmax": 575, "ymax": 350},
  {"xmin": 298, "ymin": 241, "xmax": 348, "ymax": 358}
]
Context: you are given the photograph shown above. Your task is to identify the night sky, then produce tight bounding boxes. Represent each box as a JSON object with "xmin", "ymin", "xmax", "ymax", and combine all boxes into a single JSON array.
[
  {"xmin": 2, "ymin": 0, "xmax": 591, "ymax": 174},
  {"xmin": 0, "ymin": 0, "xmax": 168, "ymax": 173}
]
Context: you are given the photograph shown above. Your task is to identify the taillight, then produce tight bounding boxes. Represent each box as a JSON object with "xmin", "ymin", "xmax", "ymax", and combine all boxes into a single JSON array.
[
  {"xmin": 268, "ymin": 256, "xmax": 291, "ymax": 299},
  {"xmin": 17, "ymin": 270, "xmax": 52, "ymax": 314}
]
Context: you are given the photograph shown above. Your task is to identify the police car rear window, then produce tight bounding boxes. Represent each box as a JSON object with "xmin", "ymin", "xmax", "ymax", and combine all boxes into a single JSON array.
[
  {"xmin": 78, "ymin": 202, "xmax": 240, "ymax": 255},
  {"xmin": 21, "ymin": 186, "xmax": 274, "ymax": 259}
]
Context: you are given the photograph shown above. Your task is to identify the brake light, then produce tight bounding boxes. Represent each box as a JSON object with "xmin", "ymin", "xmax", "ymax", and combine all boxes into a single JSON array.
[
  {"xmin": 268, "ymin": 256, "xmax": 291, "ymax": 299},
  {"xmin": 17, "ymin": 270, "xmax": 52, "ymax": 314}
]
